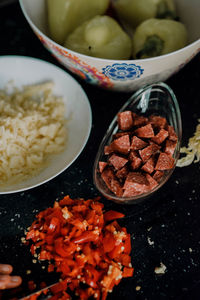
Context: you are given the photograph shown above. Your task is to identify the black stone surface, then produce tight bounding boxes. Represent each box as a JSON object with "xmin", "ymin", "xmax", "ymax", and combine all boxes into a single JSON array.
[{"xmin": 0, "ymin": 2, "xmax": 200, "ymax": 300}]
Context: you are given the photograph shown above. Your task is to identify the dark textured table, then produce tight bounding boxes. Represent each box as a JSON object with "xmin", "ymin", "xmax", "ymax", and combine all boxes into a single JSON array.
[{"xmin": 0, "ymin": 2, "xmax": 200, "ymax": 300}]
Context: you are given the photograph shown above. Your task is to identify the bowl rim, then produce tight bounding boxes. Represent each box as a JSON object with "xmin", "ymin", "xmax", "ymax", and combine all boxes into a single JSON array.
[
  {"xmin": 93, "ymin": 82, "xmax": 182, "ymax": 204},
  {"xmin": 19, "ymin": 0, "xmax": 200, "ymax": 63}
]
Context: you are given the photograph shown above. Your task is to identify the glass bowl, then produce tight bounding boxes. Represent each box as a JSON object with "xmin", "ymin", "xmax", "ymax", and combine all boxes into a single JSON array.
[{"xmin": 93, "ymin": 82, "xmax": 182, "ymax": 204}]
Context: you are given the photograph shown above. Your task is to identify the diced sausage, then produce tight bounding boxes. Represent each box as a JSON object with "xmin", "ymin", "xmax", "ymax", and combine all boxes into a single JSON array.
[
  {"xmin": 130, "ymin": 156, "xmax": 142, "ymax": 170},
  {"xmin": 145, "ymin": 174, "xmax": 158, "ymax": 190},
  {"xmin": 116, "ymin": 166, "xmax": 129, "ymax": 180},
  {"xmin": 109, "ymin": 154, "xmax": 128, "ymax": 170},
  {"xmin": 117, "ymin": 111, "xmax": 134, "ymax": 131},
  {"xmin": 101, "ymin": 167, "xmax": 123, "ymax": 197},
  {"xmin": 123, "ymin": 185, "xmax": 142, "ymax": 197},
  {"xmin": 141, "ymin": 157, "xmax": 155, "ymax": 174},
  {"xmin": 112, "ymin": 134, "xmax": 130, "ymax": 155},
  {"xmin": 130, "ymin": 136, "xmax": 148, "ymax": 150},
  {"xmin": 164, "ymin": 140, "xmax": 177, "ymax": 156},
  {"xmin": 167, "ymin": 125, "xmax": 178, "ymax": 142},
  {"xmin": 123, "ymin": 172, "xmax": 150, "ymax": 193},
  {"xmin": 139, "ymin": 144, "xmax": 154, "ymax": 162},
  {"xmin": 149, "ymin": 115, "xmax": 167, "ymax": 129},
  {"xmin": 104, "ymin": 144, "xmax": 113, "ymax": 155},
  {"xmin": 155, "ymin": 153, "xmax": 175, "ymax": 170},
  {"xmin": 132, "ymin": 113, "xmax": 148, "ymax": 127},
  {"xmin": 99, "ymin": 161, "xmax": 108, "ymax": 173},
  {"xmin": 129, "ymin": 150, "xmax": 139, "ymax": 161},
  {"xmin": 113, "ymin": 131, "xmax": 131, "ymax": 139},
  {"xmin": 149, "ymin": 141, "xmax": 161, "ymax": 154},
  {"xmin": 153, "ymin": 170, "xmax": 164, "ymax": 182},
  {"xmin": 135, "ymin": 124, "xmax": 155, "ymax": 138},
  {"xmin": 151, "ymin": 129, "xmax": 169, "ymax": 145}
]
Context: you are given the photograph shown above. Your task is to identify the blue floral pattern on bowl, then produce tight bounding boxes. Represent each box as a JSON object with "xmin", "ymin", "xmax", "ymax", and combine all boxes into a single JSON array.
[{"xmin": 102, "ymin": 63, "xmax": 144, "ymax": 81}]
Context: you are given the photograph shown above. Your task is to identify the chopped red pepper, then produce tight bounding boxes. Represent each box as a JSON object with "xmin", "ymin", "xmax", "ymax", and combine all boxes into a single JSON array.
[
  {"xmin": 103, "ymin": 210, "xmax": 125, "ymax": 222},
  {"xmin": 72, "ymin": 231, "xmax": 99, "ymax": 244},
  {"xmin": 103, "ymin": 232, "xmax": 116, "ymax": 253},
  {"xmin": 25, "ymin": 196, "xmax": 133, "ymax": 300},
  {"xmin": 122, "ymin": 266, "xmax": 134, "ymax": 277}
]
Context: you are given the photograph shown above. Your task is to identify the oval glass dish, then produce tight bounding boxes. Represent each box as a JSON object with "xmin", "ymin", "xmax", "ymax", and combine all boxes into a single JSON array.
[{"xmin": 93, "ymin": 82, "xmax": 182, "ymax": 204}]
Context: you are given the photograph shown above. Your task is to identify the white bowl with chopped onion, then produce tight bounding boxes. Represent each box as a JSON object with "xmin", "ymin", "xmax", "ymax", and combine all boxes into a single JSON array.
[{"xmin": 0, "ymin": 55, "xmax": 92, "ymax": 194}]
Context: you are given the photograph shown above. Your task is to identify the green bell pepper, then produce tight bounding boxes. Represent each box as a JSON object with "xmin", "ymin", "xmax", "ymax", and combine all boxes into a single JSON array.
[
  {"xmin": 112, "ymin": 0, "xmax": 176, "ymax": 30},
  {"xmin": 47, "ymin": 0, "xmax": 109, "ymax": 44},
  {"xmin": 64, "ymin": 15, "xmax": 132, "ymax": 60},
  {"xmin": 132, "ymin": 18, "xmax": 188, "ymax": 59}
]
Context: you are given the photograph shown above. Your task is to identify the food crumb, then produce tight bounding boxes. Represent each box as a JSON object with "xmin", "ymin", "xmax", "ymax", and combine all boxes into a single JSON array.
[
  {"xmin": 154, "ymin": 262, "xmax": 167, "ymax": 275},
  {"xmin": 189, "ymin": 248, "xmax": 193, "ymax": 253},
  {"xmin": 26, "ymin": 270, "xmax": 31, "ymax": 274},
  {"xmin": 32, "ymin": 259, "xmax": 37, "ymax": 264},
  {"xmin": 21, "ymin": 237, "xmax": 26, "ymax": 243},
  {"xmin": 147, "ymin": 237, "xmax": 154, "ymax": 246},
  {"xmin": 15, "ymin": 213, "xmax": 21, "ymax": 218},
  {"xmin": 136, "ymin": 286, "xmax": 141, "ymax": 291}
]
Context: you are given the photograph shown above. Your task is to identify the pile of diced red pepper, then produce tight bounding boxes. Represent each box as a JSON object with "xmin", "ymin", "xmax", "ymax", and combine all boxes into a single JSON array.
[{"xmin": 25, "ymin": 196, "xmax": 133, "ymax": 299}]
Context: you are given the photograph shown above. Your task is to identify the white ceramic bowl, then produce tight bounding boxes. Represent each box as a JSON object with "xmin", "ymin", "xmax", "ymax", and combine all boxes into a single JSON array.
[
  {"xmin": 19, "ymin": 0, "xmax": 200, "ymax": 92},
  {"xmin": 0, "ymin": 56, "xmax": 92, "ymax": 194}
]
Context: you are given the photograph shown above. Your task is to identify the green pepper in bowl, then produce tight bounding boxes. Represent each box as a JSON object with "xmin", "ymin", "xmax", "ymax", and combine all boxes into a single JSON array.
[
  {"xmin": 47, "ymin": 0, "xmax": 109, "ymax": 44},
  {"xmin": 112, "ymin": 0, "xmax": 176, "ymax": 29},
  {"xmin": 132, "ymin": 18, "xmax": 188, "ymax": 59},
  {"xmin": 64, "ymin": 15, "xmax": 132, "ymax": 60}
]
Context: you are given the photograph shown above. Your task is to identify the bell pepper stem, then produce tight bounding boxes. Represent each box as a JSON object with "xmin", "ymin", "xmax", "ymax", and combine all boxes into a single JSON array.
[
  {"xmin": 157, "ymin": 2, "xmax": 176, "ymax": 19},
  {"xmin": 136, "ymin": 35, "xmax": 164, "ymax": 59}
]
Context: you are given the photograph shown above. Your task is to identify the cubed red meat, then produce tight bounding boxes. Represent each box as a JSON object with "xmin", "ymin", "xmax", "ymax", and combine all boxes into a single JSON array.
[
  {"xmin": 151, "ymin": 129, "xmax": 169, "ymax": 144},
  {"xmin": 145, "ymin": 174, "xmax": 158, "ymax": 190},
  {"xmin": 135, "ymin": 123, "xmax": 155, "ymax": 138},
  {"xmin": 112, "ymin": 135, "xmax": 130, "ymax": 155},
  {"xmin": 101, "ymin": 168, "xmax": 123, "ymax": 197},
  {"xmin": 141, "ymin": 157, "xmax": 155, "ymax": 174},
  {"xmin": 123, "ymin": 172, "xmax": 149, "ymax": 193},
  {"xmin": 116, "ymin": 166, "xmax": 129, "ymax": 180},
  {"xmin": 164, "ymin": 140, "xmax": 177, "ymax": 156},
  {"xmin": 129, "ymin": 150, "xmax": 139, "ymax": 161},
  {"xmin": 130, "ymin": 136, "xmax": 148, "ymax": 150},
  {"xmin": 123, "ymin": 185, "xmax": 142, "ymax": 197},
  {"xmin": 153, "ymin": 170, "xmax": 164, "ymax": 182},
  {"xmin": 167, "ymin": 125, "xmax": 178, "ymax": 142},
  {"xmin": 149, "ymin": 141, "xmax": 161, "ymax": 154},
  {"xmin": 149, "ymin": 115, "xmax": 167, "ymax": 129},
  {"xmin": 130, "ymin": 156, "xmax": 142, "ymax": 170},
  {"xmin": 132, "ymin": 113, "xmax": 148, "ymax": 127},
  {"xmin": 109, "ymin": 154, "xmax": 128, "ymax": 170},
  {"xmin": 104, "ymin": 144, "xmax": 113, "ymax": 155},
  {"xmin": 113, "ymin": 131, "xmax": 131, "ymax": 139},
  {"xmin": 139, "ymin": 144, "xmax": 154, "ymax": 162},
  {"xmin": 99, "ymin": 162, "xmax": 108, "ymax": 173},
  {"xmin": 155, "ymin": 153, "xmax": 175, "ymax": 170},
  {"xmin": 117, "ymin": 111, "xmax": 134, "ymax": 131}
]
